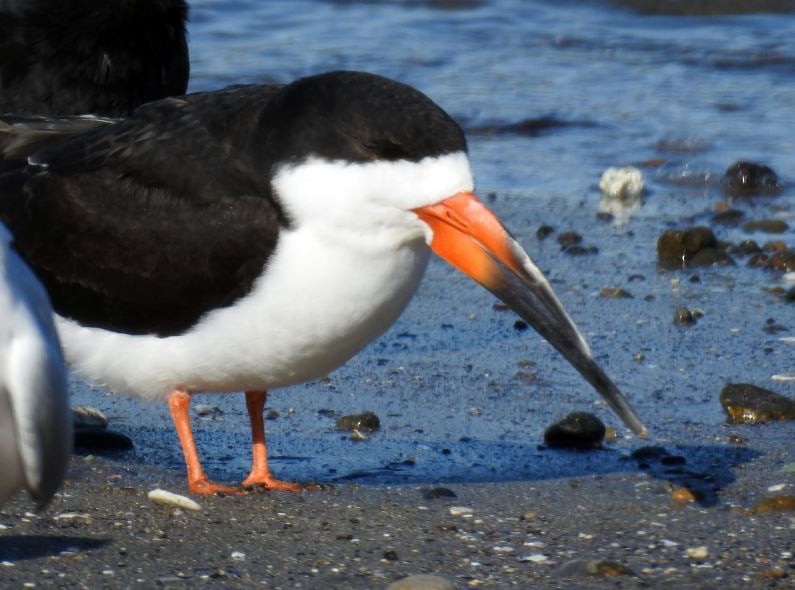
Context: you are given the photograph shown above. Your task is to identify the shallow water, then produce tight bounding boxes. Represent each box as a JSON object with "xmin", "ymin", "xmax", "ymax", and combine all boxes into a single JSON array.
[{"xmin": 72, "ymin": 0, "xmax": 794, "ymax": 485}]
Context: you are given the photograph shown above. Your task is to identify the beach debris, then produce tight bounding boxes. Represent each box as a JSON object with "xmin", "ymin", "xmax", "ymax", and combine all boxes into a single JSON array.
[
  {"xmin": 719, "ymin": 383, "xmax": 795, "ymax": 424},
  {"xmin": 599, "ymin": 166, "xmax": 644, "ymax": 222},
  {"xmin": 448, "ymin": 506, "xmax": 473, "ymax": 516},
  {"xmin": 686, "ymin": 546, "xmax": 709, "ymax": 560},
  {"xmin": 147, "ymin": 489, "xmax": 201, "ymax": 512}
]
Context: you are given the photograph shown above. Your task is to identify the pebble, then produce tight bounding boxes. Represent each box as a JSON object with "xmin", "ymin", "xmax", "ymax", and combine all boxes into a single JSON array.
[
  {"xmin": 557, "ymin": 558, "xmax": 636, "ymax": 577},
  {"xmin": 518, "ymin": 553, "xmax": 549, "ymax": 563},
  {"xmin": 543, "ymin": 412, "xmax": 605, "ymax": 449},
  {"xmin": 671, "ymin": 486, "xmax": 700, "ymax": 504},
  {"xmin": 767, "ymin": 483, "xmax": 787, "ymax": 492},
  {"xmin": 721, "ymin": 161, "xmax": 781, "ymax": 197},
  {"xmin": 350, "ymin": 429, "xmax": 368, "ymax": 442},
  {"xmin": 386, "ymin": 575, "xmax": 454, "ymax": 590},
  {"xmin": 657, "ymin": 227, "xmax": 728, "ymax": 269},
  {"xmin": 536, "ymin": 224, "xmax": 554, "ymax": 240},
  {"xmin": 71, "ymin": 406, "xmax": 108, "ymax": 430},
  {"xmin": 686, "ymin": 546, "xmax": 709, "ymax": 560},
  {"xmin": 750, "ymin": 495, "xmax": 795, "ymax": 514},
  {"xmin": 147, "ymin": 489, "xmax": 202, "ymax": 512},
  {"xmin": 673, "ymin": 306, "xmax": 702, "ymax": 326},
  {"xmin": 719, "ymin": 383, "xmax": 795, "ymax": 424},
  {"xmin": 335, "ymin": 411, "xmax": 380, "ymax": 432},
  {"xmin": 194, "ymin": 405, "xmax": 223, "ymax": 419},
  {"xmin": 743, "ymin": 219, "xmax": 789, "ymax": 234},
  {"xmin": 599, "ymin": 287, "xmax": 632, "ymax": 298},
  {"xmin": 230, "ymin": 551, "xmax": 246, "ymax": 561},
  {"xmin": 448, "ymin": 506, "xmax": 473, "ymax": 516},
  {"xmin": 557, "ymin": 231, "xmax": 583, "ymax": 248}
]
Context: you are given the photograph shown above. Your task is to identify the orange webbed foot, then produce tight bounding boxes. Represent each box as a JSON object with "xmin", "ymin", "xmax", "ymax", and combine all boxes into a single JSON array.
[{"xmin": 188, "ymin": 478, "xmax": 246, "ymax": 496}]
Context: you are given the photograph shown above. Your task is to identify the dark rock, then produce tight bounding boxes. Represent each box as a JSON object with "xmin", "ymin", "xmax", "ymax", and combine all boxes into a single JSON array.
[
  {"xmin": 563, "ymin": 245, "xmax": 598, "ymax": 256},
  {"xmin": 751, "ymin": 496, "xmax": 795, "ymax": 514},
  {"xmin": 536, "ymin": 224, "xmax": 555, "ymax": 240},
  {"xmin": 710, "ymin": 208, "xmax": 744, "ymax": 225},
  {"xmin": 660, "ymin": 455, "xmax": 686, "ymax": 465},
  {"xmin": 743, "ymin": 219, "xmax": 789, "ymax": 234},
  {"xmin": 673, "ymin": 306, "xmax": 701, "ymax": 326},
  {"xmin": 557, "ymin": 559, "xmax": 637, "ymax": 578},
  {"xmin": 688, "ymin": 247, "xmax": 735, "ymax": 267},
  {"xmin": 766, "ymin": 251, "xmax": 795, "ymax": 272},
  {"xmin": 721, "ymin": 161, "xmax": 781, "ymax": 197},
  {"xmin": 544, "ymin": 412, "xmax": 606, "ymax": 449},
  {"xmin": 763, "ymin": 240, "xmax": 788, "ymax": 252},
  {"xmin": 763, "ymin": 318, "xmax": 787, "ymax": 334},
  {"xmin": 336, "ymin": 411, "xmax": 381, "ymax": 432},
  {"xmin": 422, "ymin": 487, "xmax": 458, "ymax": 500},
  {"xmin": 719, "ymin": 383, "xmax": 795, "ymax": 424},
  {"xmin": 731, "ymin": 239, "xmax": 762, "ymax": 256},
  {"xmin": 383, "ymin": 549, "xmax": 399, "ymax": 561},
  {"xmin": 657, "ymin": 227, "xmax": 718, "ymax": 268},
  {"xmin": 557, "ymin": 231, "xmax": 583, "ymax": 248},
  {"xmin": 266, "ymin": 410, "xmax": 279, "ymax": 420},
  {"xmin": 747, "ymin": 253, "xmax": 769, "ymax": 268},
  {"xmin": 74, "ymin": 429, "xmax": 134, "ymax": 452},
  {"xmin": 513, "ymin": 320, "xmax": 528, "ymax": 331},
  {"xmin": 599, "ymin": 287, "xmax": 632, "ymax": 298},
  {"xmin": 786, "ymin": 286, "xmax": 795, "ymax": 303}
]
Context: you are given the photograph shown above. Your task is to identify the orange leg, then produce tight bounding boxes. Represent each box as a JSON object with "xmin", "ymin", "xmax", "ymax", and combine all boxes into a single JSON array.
[
  {"xmin": 241, "ymin": 390, "xmax": 309, "ymax": 492},
  {"xmin": 167, "ymin": 389, "xmax": 242, "ymax": 495}
]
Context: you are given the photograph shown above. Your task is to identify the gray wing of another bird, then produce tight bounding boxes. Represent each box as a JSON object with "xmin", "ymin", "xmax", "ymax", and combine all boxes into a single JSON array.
[{"xmin": 0, "ymin": 223, "xmax": 70, "ymax": 508}]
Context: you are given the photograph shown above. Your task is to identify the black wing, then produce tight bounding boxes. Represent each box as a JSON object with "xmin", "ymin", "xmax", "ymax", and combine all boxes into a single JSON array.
[
  {"xmin": 0, "ymin": 0, "xmax": 189, "ymax": 116},
  {"xmin": 0, "ymin": 84, "xmax": 289, "ymax": 336}
]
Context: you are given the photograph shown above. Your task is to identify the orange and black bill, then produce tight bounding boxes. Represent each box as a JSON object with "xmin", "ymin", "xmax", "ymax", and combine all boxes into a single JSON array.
[{"xmin": 414, "ymin": 191, "xmax": 647, "ymax": 436}]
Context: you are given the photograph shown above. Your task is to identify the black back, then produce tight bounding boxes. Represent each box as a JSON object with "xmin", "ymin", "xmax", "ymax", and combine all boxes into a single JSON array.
[
  {"xmin": 0, "ymin": 0, "xmax": 189, "ymax": 116},
  {"xmin": 0, "ymin": 71, "xmax": 467, "ymax": 337}
]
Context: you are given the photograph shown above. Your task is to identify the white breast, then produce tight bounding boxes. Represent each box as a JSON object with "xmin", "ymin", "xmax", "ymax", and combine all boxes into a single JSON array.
[{"xmin": 56, "ymin": 222, "xmax": 430, "ymax": 400}]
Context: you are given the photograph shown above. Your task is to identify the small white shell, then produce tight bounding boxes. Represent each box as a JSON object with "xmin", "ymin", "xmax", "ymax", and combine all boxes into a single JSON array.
[{"xmin": 147, "ymin": 489, "xmax": 201, "ymax": 512}]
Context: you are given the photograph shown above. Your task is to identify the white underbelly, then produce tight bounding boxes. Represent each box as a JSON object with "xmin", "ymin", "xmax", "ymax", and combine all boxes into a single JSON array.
[{"xmin": 56, "ymin": 226, "xmax": 430, "ymax": 400}]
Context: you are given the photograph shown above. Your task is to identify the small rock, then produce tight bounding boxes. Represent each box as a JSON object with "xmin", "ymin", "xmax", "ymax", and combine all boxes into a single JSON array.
[
  {"xmin": 336, "ymin": 411, "xmax": 380, "ymax": 432},
  {"xmin": 386, "ymin": 574, "xmax": 454, "ymax": 590},
  {"xmin": 448, "ymin": 506, "xmax": 474, "ymax": 516},
  {"xmin": 536, "ymin": 225, "xmax": 555, "ymax": 240},
  {"xmin": 731, "ymin": 239, "xmax": 762, "ymax": 256},
  {"xmin": 672, "ymin": 486, "xmax": 700, "ymax": 504},
  {"xmin": 710, "ymin": 208, "xmax": 744, "ymax": 225},
  {"xmin": 599, "ymin": 287, "xmax": 632, "ymax": 299},
  {"xmin": 266, "ymin": 410, "xmax": 279, "ymax": 420},
  {"xmin": 71, "ymin": 406, "xmax": 108, "ymax": 430},
  {"xmin": 743, "ymin": 219, "xmax": 789, "ymax": 234},
  {"xmin": 148, "ymin": 489, "xmax": 202, "ymax": 512},
  {"xmin": 673, "ymin": 306, "xmax": 702, "ymax": 326},
  {"xmin": 194, "ymin": 404, "xmax": 223, "ymax": 417},
  {"xmin": 767, "ymin": 251, "xmax": 795, "ymax": 272},
  {"xmin": 557, "ymin": 231, "xmax": 583, "ymax": 248},
  {"xmin": 630, "ymin": 446, "xmax": 669, "ymax": 461},
  {"xmin": 557, "ymin": 558, "xmax": 636, "ymax": 578},
  {"xmin": 686, "ymin": 546, "xmax": 709, "ymax": 560},
  {"xmin": 721, "ymin": 161, "xmax": 781, "ymax": 197},
  {"xmin": 750, "ymin": 495, "xmax": 795, "ymax": 514},
  {"xmin": 382, "ymin": 549, "xmax": 399, "ymax": 561},
  {"xmin": 764, "ymin": 240, "xmax": 789, "ymax": 252},
  {"xmin": 657, "ymin": 227, "xmax": 719, "ymax": 268},
  {"xmin": 230, "ymin": 551, "xmax": 246, "ymax": 561},
  {"xmin": 422, "ymin": 487, "xmax": 457, "ymax": 500},
  {"xmin": 719, "ymin": 383, "xmax": 795, "ymax": 424},
  {"xmin": 544, "ymin": 412, "xmax": 605, "ymax": 450},
  {"xmin": 54, "ymin": 512, "xmax": 92, "ymax": 524},
  {"xmin": 688, "ymin": 248, "xmax": 734, "ymax": 267}
]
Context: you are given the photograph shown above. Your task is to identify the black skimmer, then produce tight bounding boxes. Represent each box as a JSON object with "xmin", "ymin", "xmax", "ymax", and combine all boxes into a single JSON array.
[
  {"xmin": 0, "ymin": 71, "xmax": 646, "ymax": 495},
  {"xmin": 0, "ymin": 222, "xmax": 70, "ymax": 508},
  {"xmin": 0, "ymin": 0, "xmax": 189, "ymax": 116}
]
